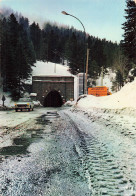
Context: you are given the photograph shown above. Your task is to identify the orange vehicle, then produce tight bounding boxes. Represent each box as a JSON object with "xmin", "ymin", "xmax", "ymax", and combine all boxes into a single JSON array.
[{"xmin": 88, "ymin": 86, "xmax": 112, "ymax": 97}]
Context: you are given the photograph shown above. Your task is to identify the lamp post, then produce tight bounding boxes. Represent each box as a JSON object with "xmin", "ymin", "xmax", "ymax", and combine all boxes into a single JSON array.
[{"xmin": 61, "ymin": 11, "xmax": 86, "ymax": 94}]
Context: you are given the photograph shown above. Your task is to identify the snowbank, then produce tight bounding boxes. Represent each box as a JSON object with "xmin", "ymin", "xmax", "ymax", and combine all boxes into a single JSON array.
[{"xmin": 76, "ymin": 78, "xmax": 136, "ymax": 110}]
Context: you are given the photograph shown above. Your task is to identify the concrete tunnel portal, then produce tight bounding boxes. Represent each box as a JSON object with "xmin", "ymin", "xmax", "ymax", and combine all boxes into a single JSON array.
[
  {"xmin": 43, "ymin": 90, "xmax": 63, "ymax": 107},
  {"xmin": 32, "ymin": 76, "xmax": 74, "ymax": 107}
]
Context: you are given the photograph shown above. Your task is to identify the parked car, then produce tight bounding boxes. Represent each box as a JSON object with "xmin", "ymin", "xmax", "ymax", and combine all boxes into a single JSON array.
[{"xmin": 14, "ymin": 98, "xmax": 34, "ymax": 112}]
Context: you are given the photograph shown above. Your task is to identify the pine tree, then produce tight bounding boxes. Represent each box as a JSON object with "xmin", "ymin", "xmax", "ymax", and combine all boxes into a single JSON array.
[
  {"xmin": 112, "ymin": 47, "xmax": 128, "ymax": 87},
  {"xmin": 19, "ymin": 16, "xmax": 29, "ymax": 34},
  {"xmin": 1, "ymin": 14, "xmax": 36, "ymax": 97},
  {"xmin": 1, "ymin": 18, "xmax": 8, "ymax": 91},
  {"xmin": 64, "ymin": 32, "xmax": 84, "ymax": 74},
  {"xmin": 0, "ymin": 18, "xmax": 2, "ymax": 88},
  {"xmin": 6, "ymin": 14, "xmax": 19, "ymax": 93},
  {"xmin": 121, "ymin": 0, "xmax": 136, "ymax": 69},
  {"xmin": 30, "ymin": 22, "xmax": 42, "ymax": 59}
]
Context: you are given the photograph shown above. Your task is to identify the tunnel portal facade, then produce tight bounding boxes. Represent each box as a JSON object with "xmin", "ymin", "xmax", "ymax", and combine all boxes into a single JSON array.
[{"xmin": 32, "ymin": 76, "xmax": 74, "ymax": 107}]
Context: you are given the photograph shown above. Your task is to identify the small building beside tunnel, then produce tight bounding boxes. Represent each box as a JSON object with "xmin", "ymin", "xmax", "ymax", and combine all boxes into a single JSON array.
[{"xmin": 32, "ymin": 76, "xmax": 74, "ymax": 107}]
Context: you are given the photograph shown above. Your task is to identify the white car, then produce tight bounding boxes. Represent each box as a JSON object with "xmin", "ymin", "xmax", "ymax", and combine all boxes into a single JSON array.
[{"xmin": 14, "ymin": 98, "xmax": 34, "ymax": 112}]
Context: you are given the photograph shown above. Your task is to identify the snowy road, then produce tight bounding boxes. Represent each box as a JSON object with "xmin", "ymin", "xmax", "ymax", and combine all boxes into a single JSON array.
[{"xmin": 0, "ymin": 108, "xmax": 136, "ymax": 195}]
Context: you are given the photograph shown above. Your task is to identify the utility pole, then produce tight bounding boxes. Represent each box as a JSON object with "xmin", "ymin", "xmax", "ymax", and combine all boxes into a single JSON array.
[
  {"xmin": 0, "ymin": 20, "xmax": 2, "ymax": 89},
  {"xmin": 54, "ymin": 50, "xmax": 57, "ymax": 73},
  {"xmin": 85, "ymin": 48, "xmax": 90, "ymax": 94},
  {"xmin": 101, "ymin": 66, "xmax": 104, "ymax": 86}
]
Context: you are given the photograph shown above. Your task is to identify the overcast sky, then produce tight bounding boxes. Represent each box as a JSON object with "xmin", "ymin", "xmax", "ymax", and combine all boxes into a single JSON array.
[{"xmin": 0, "ymin": 0, "xmax": 127, "ymax": 43}]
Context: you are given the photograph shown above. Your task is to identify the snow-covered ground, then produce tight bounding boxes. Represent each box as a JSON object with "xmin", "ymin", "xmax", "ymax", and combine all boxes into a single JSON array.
[
  {"xmin": 76, "ymin": 77, "xmax": 136, "ymax": 110},
  {"xmin": 72, "ymin": 78, "xmax": 136, "ymax": 151},
  {"xmin": 1, "ymin": 62, "xmax": 136, "ymax": 193},
  {"xmin": 0, "ymin": 107, "xmax": 58, "ymax": 148},
  {"xmin": 1, "ymin": 61, "xmax": 136, "ymax": 150}
]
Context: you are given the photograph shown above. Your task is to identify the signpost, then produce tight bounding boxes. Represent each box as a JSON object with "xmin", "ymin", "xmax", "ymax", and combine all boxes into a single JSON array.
[{"xmin": 2, "ymin": 95, "xmax": 6, "ymax": 107}]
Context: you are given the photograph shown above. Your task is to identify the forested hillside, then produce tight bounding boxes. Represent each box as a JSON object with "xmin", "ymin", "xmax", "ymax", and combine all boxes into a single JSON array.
[
  {"xmin": 0, "ymin": 14, "xmax": 36, "ymax": 97},
  {"xmin": 1, "ymin": 1, "xmax": 135, "ymax": 98}
]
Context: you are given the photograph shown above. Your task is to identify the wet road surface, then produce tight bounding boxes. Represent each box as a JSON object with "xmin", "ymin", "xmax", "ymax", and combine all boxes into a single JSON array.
[{"xmin": 0, "ymin": 108, "xmax": 136, "ymax": 196}]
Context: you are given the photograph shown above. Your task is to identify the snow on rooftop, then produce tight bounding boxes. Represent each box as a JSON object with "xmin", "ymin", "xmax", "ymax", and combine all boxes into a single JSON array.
[
  {"xmin": 25, "ymin": 61, "xmax": 74, "ymax": 85},
  {"xmin": 32, "ymin": 61, "xmax": 73, "ymax": 77},
  {"xmin": 76, "ymin": 77, "xmax": 136, "ymax": 110}
]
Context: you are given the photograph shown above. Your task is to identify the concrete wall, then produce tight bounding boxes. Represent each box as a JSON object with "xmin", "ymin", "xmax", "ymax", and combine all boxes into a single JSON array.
[{"xmin": 32, "ymin": 76, "xmax": 74, "ymax": 105}]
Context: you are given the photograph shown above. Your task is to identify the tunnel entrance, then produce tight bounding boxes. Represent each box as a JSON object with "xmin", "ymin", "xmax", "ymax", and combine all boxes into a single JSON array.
[{"xmin": 43, "ymin": 90, "xmax": 63, "ymax": 107}]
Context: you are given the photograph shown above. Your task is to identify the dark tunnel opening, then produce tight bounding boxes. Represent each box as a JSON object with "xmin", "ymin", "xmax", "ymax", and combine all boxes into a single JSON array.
[{"xmin": 43, "ymin": 90, "xmax": 63, "ymax": 107}]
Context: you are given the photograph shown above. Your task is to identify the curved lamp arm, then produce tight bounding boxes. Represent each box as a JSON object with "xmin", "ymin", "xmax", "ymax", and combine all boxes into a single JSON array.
[{"xmin": 61, "ymin": 11, "xmax": 85, "ymax": 34}]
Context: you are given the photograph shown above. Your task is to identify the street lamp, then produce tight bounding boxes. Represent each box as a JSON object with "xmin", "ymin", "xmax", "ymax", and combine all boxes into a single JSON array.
[{"xmin": 61, "ymin": 11, "xmax": 86, "ymax": 94}]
